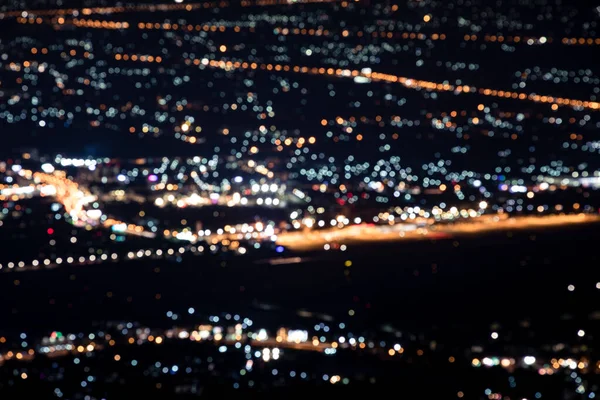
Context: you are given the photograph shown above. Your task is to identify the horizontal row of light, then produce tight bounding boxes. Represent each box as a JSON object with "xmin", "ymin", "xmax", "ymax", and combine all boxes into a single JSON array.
[
  {"xmin": 3, "ymin": 0, "xmax": 341, "ymax": 18},
  {"xmin": 114, "ymin": 53, "xmax": 162, "ymax": 62},
  {"xmin": 33, "ymin": 15, "xmax": 600, "ymax": 51},
  {"xmin": 3, "ymin": 2, "xmax": 227, "ymax": 17}
]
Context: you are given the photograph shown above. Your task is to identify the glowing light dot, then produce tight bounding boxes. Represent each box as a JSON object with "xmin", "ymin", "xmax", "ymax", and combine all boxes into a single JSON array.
[{"xmin": 524, "ymin": 356, "xmax": 536, "ymax": 365}]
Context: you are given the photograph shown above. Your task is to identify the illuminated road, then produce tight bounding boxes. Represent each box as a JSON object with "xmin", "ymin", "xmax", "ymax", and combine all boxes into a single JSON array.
[
  {"xmin": 202, "ymin": 59, "xmax": 600, "ymax": 111},
  {"xmin": 249, "ymin": 338, "xmax": 327, "ymax": 352},
  {"xmin": 275, "ymin": 214, "xmax": 600, "ymax": 251},
  {"xmin": 109, "ymin": 53, "xmax": 600, "ymax": 111},
  {"xmin": 33, "ymin": 172, "xmax": 100, "ymax": 226}
]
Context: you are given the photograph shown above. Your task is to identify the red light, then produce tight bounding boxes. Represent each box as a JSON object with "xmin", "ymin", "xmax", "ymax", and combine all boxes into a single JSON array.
[{"xmin": 47, "ymin": 228, "xmax": 54, "ymax": 235}]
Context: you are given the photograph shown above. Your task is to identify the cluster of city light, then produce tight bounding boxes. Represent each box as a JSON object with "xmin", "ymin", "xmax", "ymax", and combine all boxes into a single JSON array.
[
  {"xmin": 0, "ymin": 164, "xmax": 37, "ymax": 201},
  {"xmin": 163, "ymin": 220, "xmax": 278, "ymax": 252},
  {"xmin": 5, "ymin": 153, "xmax": 600, "ymax": 262},
  {"xmin": 103, "ymin": 218, "xmax": 155, "ymax": 238},
  {"xmin": 0, "ymin": 314, "xmax": 367, "ymax": 384},
  {"xmin": 4, "ymin": 310, "xmax": 592, "ymax": 392},
  {"xmin": 326, "ymin": 114, "xmax": 422, "ymax": 141},
  {"xmin": 10, "ymin": 6, "xmax": 584, "ymax": 175},
  {"xmin": 472, "ymin": 355, "xmax": 590, "ymax": 375},
  {"xmin": 56, "ymin": 157, "xmax": 100, "ymax": 169},
  {"xmin": 154, "ymin": 190, "xmax": 284, "ymax": 209},
  {"xmin": 0, "ymin": 184, "xmax": 38, "ymax": 200},
  {"xmin": 3, "ymin": 0, "xmax": 600, "ymax": 249}
]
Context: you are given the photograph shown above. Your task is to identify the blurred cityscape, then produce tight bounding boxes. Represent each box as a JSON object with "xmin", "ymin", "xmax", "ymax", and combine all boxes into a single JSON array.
[{"xmin": 0, "ymin": 0, "xmax": 599, "ymax": 398}]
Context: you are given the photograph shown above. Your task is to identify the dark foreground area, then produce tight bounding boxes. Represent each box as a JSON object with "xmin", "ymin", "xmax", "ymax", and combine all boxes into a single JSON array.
[
  {"xmin": 1, "ymin": 224, "xmax": 599, "ymax": 399},
  {"xmin": 3, "ymin": 224, "xmax": 599, "ymax": 333}
]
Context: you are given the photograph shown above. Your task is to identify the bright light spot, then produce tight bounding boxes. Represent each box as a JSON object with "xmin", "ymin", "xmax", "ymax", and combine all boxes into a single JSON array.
[
  {"xmin": 41, "ymin": 163, "xmax": 55, "ymax": 173},
  {"xmin": 568, "ymin": 284, "xmax": 575, "ymax": 292},
  {"xmin": 257, "ymin": 329, "xmax": 268, "ymax": 341},
  {"xmin": 524, "ymin": 356, "xmax": 536, "ymax": 365},
  {"xmin": 491, "ymin": 332, "xmax": 498, "ymax": 340},
  {"xmin": 577, "ymin": 330, "xmax": 585, "ymax": 337},
  {"xmin": 86, "ymin": 209, "xmax": 102, "ymax": 219}
]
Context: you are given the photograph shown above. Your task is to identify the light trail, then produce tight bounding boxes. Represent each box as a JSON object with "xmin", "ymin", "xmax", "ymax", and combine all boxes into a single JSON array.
[
  {"xmin": 275, "ymin": 214, "xmax": 600, "ymax": 250},
  {"xmin": 255, "ymin": 256, "xmax": 307, "ymax": 265},
  {"xmin": 439, "ymin": 213, "xmax": 599, "ymax": 234}
]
